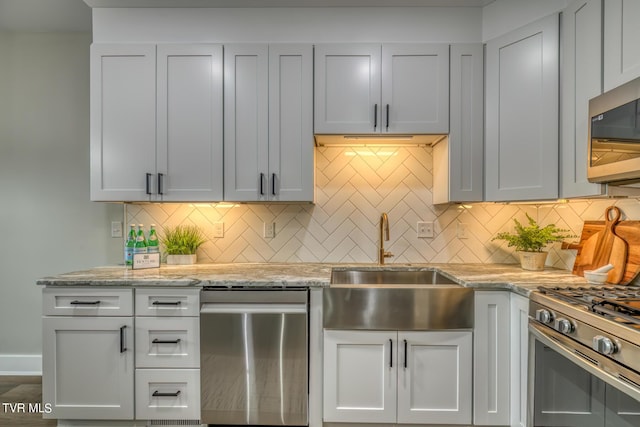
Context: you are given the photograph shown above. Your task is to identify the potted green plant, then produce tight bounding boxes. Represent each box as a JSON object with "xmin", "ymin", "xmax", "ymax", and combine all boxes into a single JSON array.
[
  {"xmin": 160, "ymin": 224, "xmax": 207, "ymax": 265},
  {"xmin": 492, "ymin": 214, "xmax": 573, "ymax": 271}
]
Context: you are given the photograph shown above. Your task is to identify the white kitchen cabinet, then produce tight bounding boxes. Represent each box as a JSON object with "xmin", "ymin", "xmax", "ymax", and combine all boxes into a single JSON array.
[
  {"xmin": 510, "ymin": 293, "xmax": 529, "ymax": 427},
  {"xmin": 604, "ymin": 0, "xmax": 640, "ymax": 91},
  {"xmin": 42, "ymin": 288, "xmax": 134, "ymax": 420},
  {"xmin": 561, "ymin": 0, "xmax": 606, "ymax": 199},
  {"xmin": 90, "ymin": 44, "xmax": 156, "ymax": 201},
  {"xmin": 134, "ymin": 288, "xmax": 200, "ymax": 421},
  {"xmin": 473, "ymin": 291, "xmax": 511, "ymax": 426},
  {"xmin": 90, "ymin": 43, "xmax": 223, "ymax": 202},
  {"xmin": 224, "ymin": 44, "xmax": 314, "ymax": 202},
  {"xmin": 314, "ymin": 43, "xmax": 449, "ymax": 134},
  {"xmin": 323, "ymin": 329, "xmax": 471, "ymax": 425},
  {"xmin": 485, "ymin": 14, "xmax": 560, "ymax": 201},
  {"xmin": 433, "ymin": 43, "xmax": 484, "ymax": 204}
]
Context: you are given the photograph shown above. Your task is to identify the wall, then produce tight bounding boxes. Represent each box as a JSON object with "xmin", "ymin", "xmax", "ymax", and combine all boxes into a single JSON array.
[
  {"xmin": 0, "ymin": 32, "xmax": 122, "ymax": 374},
  {"xmin": 128, "ymin": 146, "xmax": 640, "ymax": 270},
  {"xmin": 91, "ymin": 7, "xmax": 483, "ymax": 43}
]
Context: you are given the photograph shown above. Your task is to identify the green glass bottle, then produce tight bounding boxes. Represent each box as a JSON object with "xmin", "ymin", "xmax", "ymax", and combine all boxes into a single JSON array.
[
  {"xmin": 125, "ymin": 224, "xmax": 136, "ymax": 266},
  {"xmin": 134, "ymin": 224, "xmax": 148, "ymax": 254},
  {"xmin": 147, "ymin": 224, "xmax": 159, "ymax": 253}
]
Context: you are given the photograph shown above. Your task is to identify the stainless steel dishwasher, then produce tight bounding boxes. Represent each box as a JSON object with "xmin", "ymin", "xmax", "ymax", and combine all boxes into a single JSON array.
[{"xmin": 200, "ymin": 289, "xmax": 308, "ymax": 426}]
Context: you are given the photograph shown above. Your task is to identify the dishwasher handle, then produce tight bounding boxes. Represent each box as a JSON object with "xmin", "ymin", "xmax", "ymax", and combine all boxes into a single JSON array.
[{"xmin": 200, "ymin": 302, "xmax": 307, "ymax": 314}]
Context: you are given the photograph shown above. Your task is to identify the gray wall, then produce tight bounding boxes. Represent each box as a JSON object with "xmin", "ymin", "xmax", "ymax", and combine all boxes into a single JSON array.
[{"xmin": 0, "ymin": 32, "xmax": 122, "ymax": 374}]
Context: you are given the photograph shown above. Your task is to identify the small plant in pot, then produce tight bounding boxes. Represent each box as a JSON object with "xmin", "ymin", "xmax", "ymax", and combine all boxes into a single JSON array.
[
  {"xmin": 160, "ymin": 224, "xmax": 206, "ymax": 265},
  {"xmin": 492, "ymin": 214, "xmax": 573, "ymax": 271}
]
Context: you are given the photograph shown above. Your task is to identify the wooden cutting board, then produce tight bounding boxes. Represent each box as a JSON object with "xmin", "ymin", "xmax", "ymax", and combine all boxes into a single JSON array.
[{"xmin": 568, "ymin": 208, "xmax": 640, "ymax": 284}]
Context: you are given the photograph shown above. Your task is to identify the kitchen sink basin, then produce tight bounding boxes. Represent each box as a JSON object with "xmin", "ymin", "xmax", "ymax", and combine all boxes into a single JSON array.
[
  {"xmin": 330, "ymin": 269, "xmax": 458, "ymax": 286},
  {"xmin": 325, "ymin": 268, "xmax": 473, "ymax": 330}
]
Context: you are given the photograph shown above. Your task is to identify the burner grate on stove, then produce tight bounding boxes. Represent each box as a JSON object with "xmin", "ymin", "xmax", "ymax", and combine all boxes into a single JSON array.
[{"xmin": 538, "ymin": 285, "xmax": 640, "ymax": 327}]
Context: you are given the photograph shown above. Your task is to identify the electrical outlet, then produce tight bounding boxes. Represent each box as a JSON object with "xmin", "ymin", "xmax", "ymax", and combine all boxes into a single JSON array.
[
  {"xmin": 457, "ymin": 222, "xmax": 469, "ymax": 239},
  {"xmin": 264, "ymin": 222, "xmax": 276, "ymax": 238},
  {"xmin": 111, "ymin": 221, "xmax": 123, "ymax": 238},
  {"xmin": 212, "ymin": 222, "xmax": 224, "ymax": 238},
  {"xmin": 417, "ymin": 221, "xmax": 434, "ymax": 238}
]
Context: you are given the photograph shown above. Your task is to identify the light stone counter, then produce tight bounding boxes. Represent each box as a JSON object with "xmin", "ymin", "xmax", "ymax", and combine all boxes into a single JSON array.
[{"xmin": 37, "ymin": 262, "xmax": 590, "ymax": 296}]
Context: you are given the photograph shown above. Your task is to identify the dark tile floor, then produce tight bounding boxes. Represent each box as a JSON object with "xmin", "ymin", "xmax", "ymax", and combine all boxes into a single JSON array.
[{"xmin": 0, "ymin": 376, "xmax": 56, "ymax": 426}]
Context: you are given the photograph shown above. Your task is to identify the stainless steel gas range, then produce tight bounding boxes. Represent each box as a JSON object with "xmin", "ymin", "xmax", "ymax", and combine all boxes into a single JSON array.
[{"xmin": 528, "ymin": 285, "xmax": 640, "ymax": 427}]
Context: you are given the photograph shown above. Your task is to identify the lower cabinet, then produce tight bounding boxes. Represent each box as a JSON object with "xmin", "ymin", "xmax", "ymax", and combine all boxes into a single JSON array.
[
  {"xmin": 323, "ymin": 329, "xmax": 472, "ymax": 425},
  {"xmin": 134, "ymin": 288, "xmax": 201, "ymax": 421},
  {"xmin": 42, "ymin": 288, "xmax": 134, "ymax": 420}
]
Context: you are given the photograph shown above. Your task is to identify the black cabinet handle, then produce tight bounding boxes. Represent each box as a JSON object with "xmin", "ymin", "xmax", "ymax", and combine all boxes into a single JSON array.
[
  {"xmin": 386, "ymin": 104, "xmax": 390, "ymax": 130},
  {"xmin": 389, "ymin": 339, "xmax": 393, "ymax": 368},
  {"xmin": 374, "ymin": 104, "xmax": 378, "ymax": 130},
  {"xmin": 70, "ymin": 300, "xmax": 101, "ymax": 305},
  {"xmin": 145, "ymin": 173, "xmax": 152, "ymax": 195},
  {"xmin": 152, "ymin": 338, "xmax": 181, "ymax": 344},
  {"xmin": 152, "ymin": 390, "xmax": 181, "ymax": 397},
  {"xmin": 152, "ymin": 301, "xmax": 181, "ymax": 306},
  {"xmin": 158, "ymin": 173, "xmax": 164, "ymax": 195},
  {"xmin": 271, "ymin": 173, "xmax": 277, "ymax": 196},
  {"xmin": 120, "ymin": 325, "xmax": 127, "ymax": 353},
  {"xmin": 404, "ymin": 339, "xmax": 408, "ymax": 368},
  {"xmin": 259, "ymin": 173, "xmax": 265, "ymax": 196}
]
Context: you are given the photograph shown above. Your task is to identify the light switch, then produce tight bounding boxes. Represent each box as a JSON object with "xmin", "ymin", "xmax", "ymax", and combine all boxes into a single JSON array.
[
  {"xmin": 111, "ymin": 221, "xmax": 123, "ymax": 238},
  {"xmin": 212, "ymin": 222, "xmax": 224, "ymax": 238}
]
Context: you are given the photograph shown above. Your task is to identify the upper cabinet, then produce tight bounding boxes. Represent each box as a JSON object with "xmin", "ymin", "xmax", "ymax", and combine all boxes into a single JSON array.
[
  {"xmin": 485, "ymin": 14, "xmax": 560, "ymax": 202},
  {"xmin": 561, "ymin": 0, "xmax": 606, "ymax": 199},
  {"xmin": 315, "ymin": 44, "xmax": 449, "ymax": 134},
  {"xmin": 90, "ymin": 44, "xmax": 223, "ymax": 202},
  {"xmin": 224, "ymin": 44, "xmax": 314, "ymax": 202},
  {"xmin": 433, "ymin": 44, "xmax": 484, "ymax": 204},
  {"xmin": 604, "ymin": 0, "xmax": 640, "ymax": 91}
]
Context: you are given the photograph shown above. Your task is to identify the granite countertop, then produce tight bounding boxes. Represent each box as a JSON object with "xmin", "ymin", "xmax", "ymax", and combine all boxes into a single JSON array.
[{"xmin": 37, "ymin": 262, "xmax": 590, "ymax": 296}]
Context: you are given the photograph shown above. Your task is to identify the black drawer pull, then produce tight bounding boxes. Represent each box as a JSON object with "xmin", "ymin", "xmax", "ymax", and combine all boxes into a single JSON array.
[
  {"xmin": 70, "ymin": 300, "xmax": 101, "ymax": 305},
  {"xmin": 389, "ymin": 339, "xmax": 393, "ymax": 368},
  {"xmin": 374, "ymin": 104, "xmax": 378, "ymax": 130},
  {"xmin": 158, "ymin": 173, "xmax": 165, "ymax": 195},
  {"xmin": 152, "ymin": 301, "xmax": 181, "ymax": 306},
  {"xmin": 146, "ymin": 173, "xmax": 152, "ymax": 195},
  {"xmin": 404, "ymin": 339, "xmax": 408, "ymax": 368},
  {"xmin": 152, "ymin": 390, "xmax": 181, "ymax": 397},
  {"xmin": 152, "ymin": 338, "xmax": 181, "ymax": 344}
]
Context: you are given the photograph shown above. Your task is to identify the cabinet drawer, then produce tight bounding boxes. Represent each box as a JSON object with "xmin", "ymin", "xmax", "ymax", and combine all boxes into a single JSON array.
[
  {"xmin": 43, "ymin": 287, "xmax": 133, "ymax": 316},
  {"xmin": 135, "ymin": 369, "xmax": 200, "ymax": 420},
  {"xmin": 136, "ymin": 317, "xmax": 200, "ymax": 368},
  {"xmin": 135, "ymin": 288, "xmax": 200, "ymax": 316}
]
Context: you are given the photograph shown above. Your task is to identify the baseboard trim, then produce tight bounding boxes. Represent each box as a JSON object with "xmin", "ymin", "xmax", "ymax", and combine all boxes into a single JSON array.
[{"xmin": 0, "ymin": 354, "xmax": 42, "ymax": 376}]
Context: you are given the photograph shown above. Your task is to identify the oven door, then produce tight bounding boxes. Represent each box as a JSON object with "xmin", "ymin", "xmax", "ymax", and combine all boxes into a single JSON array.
[{"xmin": 528, "ymin": 321, "xmax": 640, "ymax": 427}]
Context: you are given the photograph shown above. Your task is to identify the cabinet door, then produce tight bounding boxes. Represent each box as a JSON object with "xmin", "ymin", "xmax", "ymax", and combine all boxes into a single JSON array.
[
  {"xmin": 485, "ymin": 14, "xmax": 559, "ymax": 201},
  {"xmin": 533, "ymin": 340, "xmax": 605, "ymax": 427},
  {"xmin": 90, "ymin": 44, "xmax": 156, "ymax": 201},
  {"xmin": 434, "ymin": 43, "xmax": 484, "ymax": 204},
  {"xmin": 157, "ymin": 44, "xmax": 223, "ymax": 201},
  {"xmin": 268, "ymin": 44, "xmax": 314, "ymax": 202},
  {"xmin": 605, "ymin": 385, "xmax": 640, "ymax": 427},
  {"xmin": 314, "ymin": 44, "xmax": 381, "ymax": 134},
  {"xmin": 224, "ymin": 44, "xmax": 269, "ymax": 201},
  {"xmin": 561, "ymin": 0, "xmax": 606, "ymax": 198},
  {"xmin": 510, "ymin": 293, "xmax": 529, "ymax": 427},
  {"xmin": 323, "ymin": 330, "xmax": 396, "ymax": 423},
  {"xmin": 397, "ymin": 331, "xmax": 472, "ymax": 425},
  {"xmin": 381, "ymin": 44, "xmax": 449, "ymax": 134},
  {"xmin": 473, "ymin": 291, "xmax": 511, "ymax": 426},
  {"xmin": 604, "ymin": 0, "xmax": 640, "ymax": 91},
  {"xmin": 42, "ymin": 316, "xmax": 134, "ymax": 419}
]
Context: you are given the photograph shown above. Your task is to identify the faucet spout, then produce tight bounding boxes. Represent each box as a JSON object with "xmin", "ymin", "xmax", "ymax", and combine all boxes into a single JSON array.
[{"xmin": 378, "ymin": 213, "xmax": 394, "ymax": 264}]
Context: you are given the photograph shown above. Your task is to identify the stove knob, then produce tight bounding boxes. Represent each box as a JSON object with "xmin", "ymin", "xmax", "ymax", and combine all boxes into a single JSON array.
[
  {"xmin": 555, "ymin": 318, "xmax": 574, "ymax": 334},
  {"xmin": 535, "ymin": 309, "xmax": 553, "ymax": 324},
  {"xmin": 592, "ymin": 335, "xmax": 617, "ymax": 355}
]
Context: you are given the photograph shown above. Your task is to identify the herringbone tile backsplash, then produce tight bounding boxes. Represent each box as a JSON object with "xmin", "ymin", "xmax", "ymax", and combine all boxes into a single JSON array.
[{"xmin": 126, "ymin": 146, "xmax": 640, "ymax": 270}]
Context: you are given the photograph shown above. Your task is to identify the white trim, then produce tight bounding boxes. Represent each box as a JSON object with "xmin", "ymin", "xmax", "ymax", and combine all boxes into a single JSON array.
[{"xmin": 0, "ymin": 354, "xmax": 42, "ymax": 376}]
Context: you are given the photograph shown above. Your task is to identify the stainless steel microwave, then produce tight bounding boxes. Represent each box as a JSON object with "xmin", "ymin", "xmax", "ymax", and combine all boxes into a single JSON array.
[{"xmin": 588, "ymin": 76, "xmax": 640, "ymax": 184}]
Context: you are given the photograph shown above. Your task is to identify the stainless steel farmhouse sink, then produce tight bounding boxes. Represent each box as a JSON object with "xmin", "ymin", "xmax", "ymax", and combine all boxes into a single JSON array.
[
  {"xmin": 324, "ymin": 269, "xmax": 473, "ymax": 330},
  {"xmin": 330, "ymin": 269, "xmax": 458, "ymax": 286}
]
